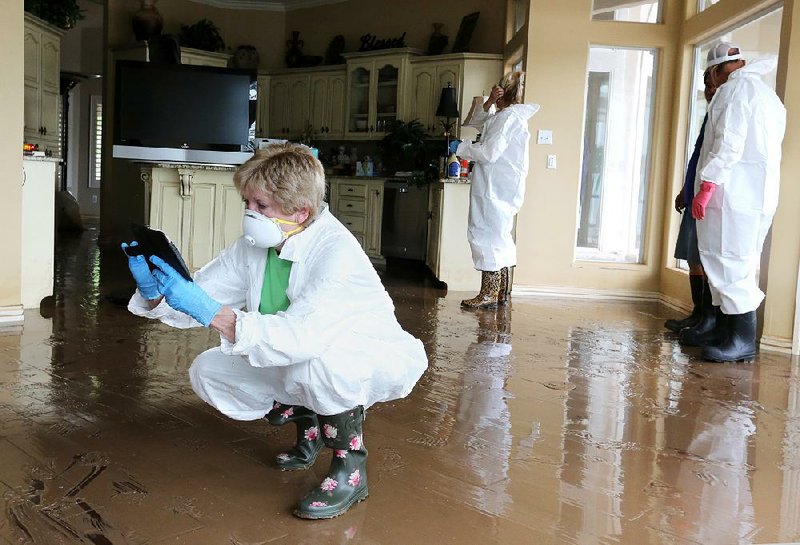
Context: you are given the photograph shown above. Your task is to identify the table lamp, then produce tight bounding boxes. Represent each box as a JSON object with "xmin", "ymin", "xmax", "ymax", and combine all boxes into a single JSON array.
[{"xmin": 435, "ymin": 82, "xmax": 460, "ymax": 155}]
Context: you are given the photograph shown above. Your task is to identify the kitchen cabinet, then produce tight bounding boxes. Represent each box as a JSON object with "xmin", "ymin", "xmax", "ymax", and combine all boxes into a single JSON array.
[
  {"xmin": 142, "ymin": 165, "xmax": 243, "ymax": 272},
  {"xmin": 329, "ymin": 177, "xmax": 385, "ymax": 267},
  {"xmin": 24, "ymin": 14, "xmax": 63, "ymax": 155},
  {"xmin": 343, "ymin": 50, "xmax": 417, "ymax": 139},
  {"xmin": 21, "ymin": 157, "xmax": 59, "ymax": 308},
  {"xmin": 269, "ymin": 74, "xmax": 310, "ymax": 138},
  {"xmin": 256, "ymin": 74, "xmax": 269, "ymax": 137},
  {"xmin": 310, "ymin": 73, "xmax": 347, "ymax": 139},
  {"xmin": 407, "ymin": 54, "xmax": 503, "ymax": 140},
  {"xmin": 426, "ymin": 181, "xmax": 480, "ymax": 291}
]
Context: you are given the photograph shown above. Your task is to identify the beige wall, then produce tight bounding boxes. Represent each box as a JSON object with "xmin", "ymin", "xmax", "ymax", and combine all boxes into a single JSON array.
[
  {"xmin": 514, "ymin": 0, "xmax": 683, "ymax": 293},
  {"xmin": 0, "ymin": 1, "xmax": 24, "ymax": 314},
  {"xmin": 285, "ymin": 0, "xmax": 505, "ymax": 62}
]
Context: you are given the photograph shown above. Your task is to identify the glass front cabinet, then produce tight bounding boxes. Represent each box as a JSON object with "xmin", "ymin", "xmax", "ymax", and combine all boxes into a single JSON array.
[{"xmin": 345, "ymin": 53, "xmax": 411, "ymax": 139}]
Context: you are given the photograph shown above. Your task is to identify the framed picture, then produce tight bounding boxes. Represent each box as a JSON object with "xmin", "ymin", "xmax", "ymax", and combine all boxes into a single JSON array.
[{"xmin": 452, "ymin": 11, "xmax": 480, "ymax": 53}]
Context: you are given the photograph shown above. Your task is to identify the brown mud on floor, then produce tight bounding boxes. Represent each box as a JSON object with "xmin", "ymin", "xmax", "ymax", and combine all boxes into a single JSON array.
[{"xmin": 1, "ymin": 224, "xmax": 800, "ymax": 544}]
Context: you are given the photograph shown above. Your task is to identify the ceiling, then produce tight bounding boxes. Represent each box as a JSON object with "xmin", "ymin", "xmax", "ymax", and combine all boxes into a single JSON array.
[{"xmin": 190, "ymin": 0, "xmax": 349, "ymax": 12}]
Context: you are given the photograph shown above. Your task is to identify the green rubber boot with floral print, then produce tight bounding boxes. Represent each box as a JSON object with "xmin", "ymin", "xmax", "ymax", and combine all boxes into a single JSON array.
[
  {"xmin": 293, "ymin": 407, "xmax": 368, "ymax": 519},
  {"xmin": 267, "ymin": 402, "xmax": 323, "ymax": 471}
]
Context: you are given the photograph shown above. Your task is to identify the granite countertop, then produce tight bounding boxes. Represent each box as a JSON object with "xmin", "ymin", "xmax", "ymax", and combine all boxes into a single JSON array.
[
  {"xmin": 441, "ymin": 177, "xmax": 471, "ymax": 184},
  {"xmin": 139, "ymin": 162, "xmax": 238, "ymax": 172},
  {"xmin": 23, "ymin": 155, "xmax": 62, "ymax": 163}
]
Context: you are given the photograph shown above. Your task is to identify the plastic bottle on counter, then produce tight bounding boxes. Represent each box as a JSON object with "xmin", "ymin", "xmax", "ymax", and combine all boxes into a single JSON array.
[
  {"xmin": 460, "ymin": 159, "xmax": 469, "ymax": 177},
  {"xmin": 447, "ymin": 152, "xmax": 460, "ymax": 178}
]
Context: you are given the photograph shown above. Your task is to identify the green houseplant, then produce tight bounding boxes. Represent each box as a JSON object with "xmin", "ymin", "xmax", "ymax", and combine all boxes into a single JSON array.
[
  {"xmin": 25, "ymin": 0, "xmax": 85, "ymax": 30},
  {"xmin": 379, "ymin": 120, "xmax": 440, "ymax": 187},
  {"xmin": 178, "ymin": 19, "xmax": 225, "ymax": 52}
]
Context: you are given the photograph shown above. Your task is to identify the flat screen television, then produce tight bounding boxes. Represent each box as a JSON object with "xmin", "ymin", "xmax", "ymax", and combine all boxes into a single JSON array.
[{"xmin": 113, "ymin": 60, "xmax": 256, "ymax": 164}]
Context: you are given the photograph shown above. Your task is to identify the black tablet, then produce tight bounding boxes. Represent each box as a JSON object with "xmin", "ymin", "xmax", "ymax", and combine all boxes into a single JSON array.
[{"xmin": 127, "ymin": 224, "xmax": 193, "ymax": 282}]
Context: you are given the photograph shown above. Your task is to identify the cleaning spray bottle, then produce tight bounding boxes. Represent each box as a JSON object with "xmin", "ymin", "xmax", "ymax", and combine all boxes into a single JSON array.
[{"xmin": 447, "ymin": 150, "xmax": 460, "ymax": 178}]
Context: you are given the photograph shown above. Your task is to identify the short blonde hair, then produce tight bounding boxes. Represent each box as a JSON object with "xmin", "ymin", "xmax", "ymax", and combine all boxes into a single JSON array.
[
  {"xmin": 234, "ymin": 144, "xmax": 326, "ymax": 224},
  {"xmin": 499, "ymin": 71, "xmax": 525, "ymax": 105}
]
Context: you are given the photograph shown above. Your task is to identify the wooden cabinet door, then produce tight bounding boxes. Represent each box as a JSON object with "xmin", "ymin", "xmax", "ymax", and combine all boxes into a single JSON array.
[
  {"xmin": 217, "ymin": 184, "xmax": 245, "ymax": 254},
  {"xmin": 309, "ymin": 74, "xmax": 329, "ymax": 136},
  {"xmin": 184, "ymin": 181, "xmax": 217, "ymax": 271},
  {"xmin": 40, "ymin": 35, "xmax": 60, "ymax": 91},
  {"xmin": 24, "ymin": 82, "xmax": 40, "ymax": 137},
  {"xmin": 39, "ymin": 87, "xmax": 60, "ymax": 140},
  {"xmin": 256, "ymin": 75, "xmax": 269, "ymax": 137},
  {"xmin": 327, "ymin": 74, "xmax": 347, "ymax": 138},
  {"xmin": 409, "ymin": 66, "xmax": 436, "ymax": 135},
  {"xmin": 426, "ymin": 185, "xmax": 442, "ymax": 275},
  {"xmin": 23, "ymin": 29, "xmax": 41, "ymax": 85},
  {"xmin": 364, "ymin": 181, "xmax": 384, "ymax": 257},
  {"xmin": 269, "ymin": 77, "xmax": 290, "ymax": 137},
  {"xmin": 287, "ymin": 76, "xmax": 310, "ymax": 136},
  {"xmin": 346, "ymin": 63, "xmax": 372, "ymax": 138}
]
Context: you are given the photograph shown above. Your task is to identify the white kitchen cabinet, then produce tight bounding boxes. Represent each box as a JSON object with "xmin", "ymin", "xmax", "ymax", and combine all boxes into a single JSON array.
[
  {"xmin": 343, "ymin": 50, "xmax": 417, "ymax": 139},
  {"xmin": 142, "ymin": 165, "xmax": 243, "ymax": 272},
  {"xmin": 256, "ymin": 74, "xmax": 269, "ymax": 137},
  {"xmin": 267, "ymin": 74, "xmax": 311, "ymax": 138},
  {"xmin": 21, "ymin": 157, "xmax": 59, "ymax": 308},
  {"xmin": 329, "ymin": 177, "xmax": 385, "ymax": 267},
  {"xmin": 426, "ymin": 181, "xmax": 480, "ymax": 291},
  {"xmin": 407, "ymin": 54, "xmax": 503, "ymax": 140},
  {"xmin": 309, "ymin": 73, "xmax": 347, "ymax": 139},
  {"xmin": 24, "ymin": 14, "xmax": 63, "ymax": 155}
]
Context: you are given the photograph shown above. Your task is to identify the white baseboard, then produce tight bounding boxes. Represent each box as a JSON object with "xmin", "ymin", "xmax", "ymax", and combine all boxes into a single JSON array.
[
  {"xmin": 760, "ymin": 335, "xmax": 794, "ymax": 355},
  {"xmin": 0, "ymin": 305, "xmax": 24, "ymax": 328},
  {"xmin": 513, "ymin": 285, "xmax": 661, "ymax": 303}
]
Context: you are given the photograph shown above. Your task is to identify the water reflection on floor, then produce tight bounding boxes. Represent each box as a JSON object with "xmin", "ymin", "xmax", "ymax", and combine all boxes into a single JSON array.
[{"xmin": 1, "ymin": 225, "xmax": 799, "ymax": 544}]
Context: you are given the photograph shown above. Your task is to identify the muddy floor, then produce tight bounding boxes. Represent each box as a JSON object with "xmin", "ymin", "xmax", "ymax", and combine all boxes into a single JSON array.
[{"xmin": 1, "ymin": 224, "xmax": 799, "ymax": 544}]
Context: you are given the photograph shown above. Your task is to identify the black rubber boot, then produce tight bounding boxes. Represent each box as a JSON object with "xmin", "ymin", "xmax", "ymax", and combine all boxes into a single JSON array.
[
  {"xmin": 679, "ymin": 304, "xmax": 727, "ymax": 347},
  {"xmin": 703, "ymin": 311, "xmax": 757, "ymax": 362},
  {"xmin": 665, "ymin": 275, "xmax": 704, "ymax": 332},
  {"xmin": 267, "ymin": 402, "xmax": 323, "ymax": 471},
  {"xmin": 294, "ymin": 407, "xmax": 368, "ymax": 519}
]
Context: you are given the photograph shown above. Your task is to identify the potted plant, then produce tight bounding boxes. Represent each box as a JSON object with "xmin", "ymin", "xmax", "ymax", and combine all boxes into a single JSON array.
[
  {"xmin": 379, "ymin": 120, "xmax": 440, "ymax": 187},
  {"xmin": 25, "ymin": 0, "xmax": 85, "ymax": 30},
  {"xmin": 178, "ymin": 19, "xmax": 225, "ymax": 52}
]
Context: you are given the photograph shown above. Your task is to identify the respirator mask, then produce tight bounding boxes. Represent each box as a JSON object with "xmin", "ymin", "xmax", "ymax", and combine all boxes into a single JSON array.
[{"xmin": 242, "ymin": 209, "xmax": 303, "ymax": 249}]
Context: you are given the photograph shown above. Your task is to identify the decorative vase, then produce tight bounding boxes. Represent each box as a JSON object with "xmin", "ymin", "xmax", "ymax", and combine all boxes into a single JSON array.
[
  {"xmin": 285, "ymin": 31, "xmax": 304, "ymax": 68},
  {"xmin": 233, "ymin": 45, "xmax": 260, "ymax": 69},
  {"xmin": 132, "ymin": 0, "xmax": 164, "ymax": 42},
  {"xmin": 427, "ymin": 23, "xmax": 448, "ymax": 56}
]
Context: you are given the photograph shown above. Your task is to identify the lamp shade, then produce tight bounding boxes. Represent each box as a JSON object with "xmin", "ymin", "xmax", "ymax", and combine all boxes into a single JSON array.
[{"xmin": 435, "ymin": 82, "xmax": 460, "ymax": 118}]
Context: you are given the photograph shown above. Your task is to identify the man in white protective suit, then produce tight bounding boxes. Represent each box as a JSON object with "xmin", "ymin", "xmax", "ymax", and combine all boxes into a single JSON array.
[
  {"xmin": 688, "ymin": 42, "xmax": 786, "ymax": 362},
  {"xmin": 121, "ymin": 144, "xmax": 428, "ymax": 519}
]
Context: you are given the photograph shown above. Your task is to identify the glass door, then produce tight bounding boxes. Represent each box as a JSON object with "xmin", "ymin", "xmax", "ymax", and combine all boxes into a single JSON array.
[
  {"xmin": 349, "ymin": 65, "xmax": 371, "ymax": 134},
  {"xmin": 375, "ymin": 64, "xmax": 399, "ymax": 134}
]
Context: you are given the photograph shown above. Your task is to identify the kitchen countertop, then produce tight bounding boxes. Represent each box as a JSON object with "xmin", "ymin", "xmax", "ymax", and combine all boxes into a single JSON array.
[{"xmin": 23, "ymin": 155, "xmax": 62, "ymax": 163}]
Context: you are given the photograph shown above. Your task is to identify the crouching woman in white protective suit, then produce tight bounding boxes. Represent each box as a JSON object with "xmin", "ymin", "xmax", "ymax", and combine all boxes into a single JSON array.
[
  {"xmin": 121, "ymin": 144, "xmax": 428, "ymax": 519},
  {"xmin": 687, "ymin": 42, "xmax": 786, "ymax": 363},
  {"xmin": 453, "ymin": 71, "xmax": 540, "ymax": 308}
]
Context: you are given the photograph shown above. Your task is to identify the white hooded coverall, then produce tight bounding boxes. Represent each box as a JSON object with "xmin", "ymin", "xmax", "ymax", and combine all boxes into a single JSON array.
[
  {"xmin": 456, "ymin": 103, "xmax": 540, "ymax": 271},
  {"xmin": 128, "ymin": 206, "xmax": 428, "ymax": 419},
  {"xmin": 695, "ymin": 57, "xmax": 786, "ymax": 315}
]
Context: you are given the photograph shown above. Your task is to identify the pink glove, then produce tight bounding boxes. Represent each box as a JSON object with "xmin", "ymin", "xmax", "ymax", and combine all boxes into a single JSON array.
[{"xmin": 692, "ymin": 181, "xmax": 717, "ymax": 220}]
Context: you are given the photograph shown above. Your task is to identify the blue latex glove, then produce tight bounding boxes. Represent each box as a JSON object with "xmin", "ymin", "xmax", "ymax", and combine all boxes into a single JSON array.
[
  {"xmin": 121, "ymin": 241, "xmax": 161, "ymax": 300},
  {"xmin": 149, "ymin": 255, "xmax": 222, "ymax": 326},
  {"xmin": 448, "ymin": 139, "xmax": 462, "ymax": 155}
]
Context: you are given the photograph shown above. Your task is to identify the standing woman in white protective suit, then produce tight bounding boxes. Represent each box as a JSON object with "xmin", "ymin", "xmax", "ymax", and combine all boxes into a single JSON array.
[
  {"xmin": 121, "ymin": 144, "xmax": 428, "ymax": 519},
  {"xmin": 452, "ymin": 71, "xmax": 540, "ymax": 308},
  {"xmin": 689, "ymin": 42, "xmax": 786, "ymax": 362}
]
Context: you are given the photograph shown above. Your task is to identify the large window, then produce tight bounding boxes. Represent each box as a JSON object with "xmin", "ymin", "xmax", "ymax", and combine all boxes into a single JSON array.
[
  {"xmin": 677, "ymin": 6, "xmax": 783, "ymax": 268},
  {"xmin": 592, "ymin": 1, "xmax": 662, "ymax": 23},
  {"xmin": 576, "ymin": 47, "xmax": 657, "ymax": 263},
  {"xmin": 697, "ymin": 0, "xmax": 722, "ymax": 13}
]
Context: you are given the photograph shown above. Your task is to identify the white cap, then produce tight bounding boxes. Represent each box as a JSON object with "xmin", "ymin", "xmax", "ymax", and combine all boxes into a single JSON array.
[{"xmin": 706, "ymin": 41, "xmax": 743, "ymax": 69}]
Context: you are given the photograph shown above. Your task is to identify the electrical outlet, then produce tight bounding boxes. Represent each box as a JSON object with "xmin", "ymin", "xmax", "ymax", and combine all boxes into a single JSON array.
[
  {"xmin": 537, "ymin": 130, "xmax": 553, "ymax": 145},
  {"xmin": 547, "ymin": 155, "xmax": 557, "ymax": 169},
  {"xmin": 91, "ymin": 195, "xmax": 98, "ymax": 204}
]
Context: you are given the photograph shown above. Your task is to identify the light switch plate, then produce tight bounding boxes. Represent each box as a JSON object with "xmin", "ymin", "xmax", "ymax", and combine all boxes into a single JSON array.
[
  {"xmin": 547, "ymin": 154, "xmax": 557, "ymax": 169},
  {"xmin": 537, "ymin": 130, "xmax": 553, "ymax": 145}
]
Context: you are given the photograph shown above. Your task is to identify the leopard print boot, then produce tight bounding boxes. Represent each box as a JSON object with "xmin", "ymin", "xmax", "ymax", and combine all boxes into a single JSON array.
[{"xmin": 461, "ymin": 270, "xmax": 502, "ymax": 309}]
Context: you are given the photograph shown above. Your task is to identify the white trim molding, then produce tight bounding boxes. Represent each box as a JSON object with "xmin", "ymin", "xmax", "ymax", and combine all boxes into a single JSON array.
[
  {"xmin": 512, "ymin": 284, "xmax": 662, "ymax": 303},
  {"xmin": 0, "ymin": 305, "xmax": 24, "ymax": 328},
  {"xmin": 760, "ymin": 335, "xmax": 795, "ymax": 355},
  {"xmin": 189, "ymin": 0, "xmax": 349, "ymax": 11}
]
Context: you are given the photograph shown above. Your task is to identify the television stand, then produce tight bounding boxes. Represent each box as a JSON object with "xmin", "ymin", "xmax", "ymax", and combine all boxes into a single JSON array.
[{"xmin": 113, "ymin": 145, "xmax": 253, "ymax": 165}]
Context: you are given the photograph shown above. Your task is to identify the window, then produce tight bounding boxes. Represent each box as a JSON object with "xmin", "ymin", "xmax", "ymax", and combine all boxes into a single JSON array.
[
  {"xmin": 513, "ymin": 0, "xmax": 527, "ymax": 33},
  {"xmin": 697, "ymin": 0, "xmax": 721, "ymax": 13},
  {"xmin": 677, "ymin": 6, "xmax": 783, "ymax": 269},
  {"xmin": 89, "ymin": 95, "xmax": 102, "ymax": 189},
  {"xmin": 576, "ymin": 47, "xmax": 658, "ymax": 263},
  {"xmin": 592, "ymin": 1, "xmax": 662, "ymax": 23}
]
